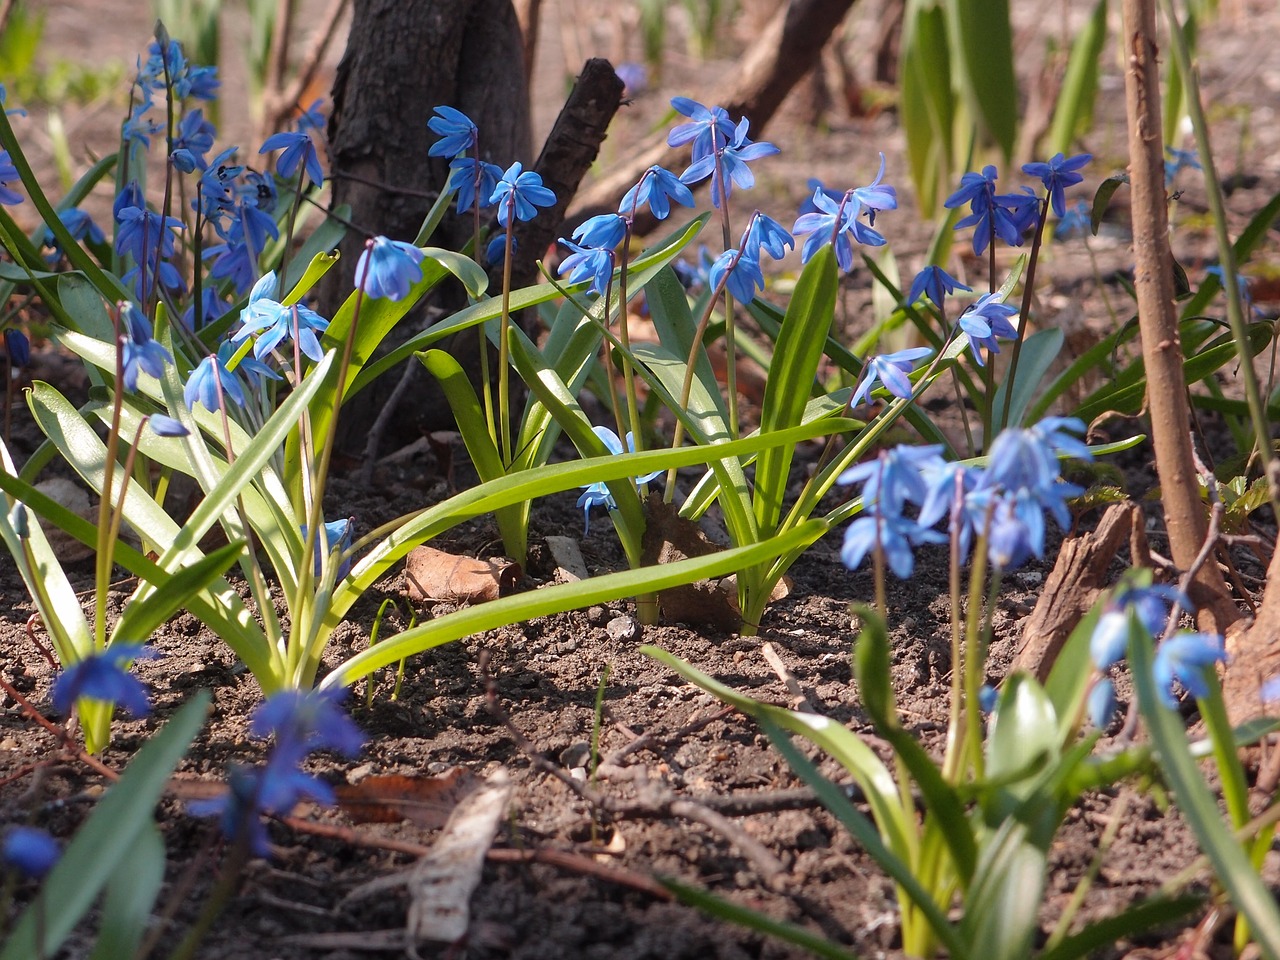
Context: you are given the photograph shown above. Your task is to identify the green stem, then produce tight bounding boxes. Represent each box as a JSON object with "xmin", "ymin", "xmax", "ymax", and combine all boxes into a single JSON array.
[{"xmin": 498, "ymin": 217, "xmax": 515, "ymax": 466}]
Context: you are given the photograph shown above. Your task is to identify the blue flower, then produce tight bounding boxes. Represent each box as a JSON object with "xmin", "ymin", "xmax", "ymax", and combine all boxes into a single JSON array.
[
  {"xmin": 1022, "ymin": 152, "xmax": 1091, "ymax": 218},
  {"xmin": 122, "ymin": 101, "xmax": 162, "ymax": 149},
  {"xmin": 149, "ymin": 414, "xmax": 189, "ymax": 437},
  {"xmin": 0, "ymin": 150, "xmax": 21, "ymax": 206},
  {"xmin": 114, "ymin": 205, "xmax": 185, "ymax": 273},
  {"xmin": 120, "ymin": 304, "xmax": 173, "ymax": 392},
  {"xmin": 667, "ymin": 97, "xmax": 736, "ymax": 163},
  {"xmin": 907, "ymin": 265, "xmax": 970, "ymax": 309},
  {"xmin": 838, "ymin": 444, "xmax": 947, "ymax": 519},
  {"xmin": 302, "ymin": 518, "xmax": 356, "ymax": 580},
  {"xmin": 259, "ymin": 131, "xmax": 324, "ymax": 187},
  {"xmin": 295, "ymin": 98, "xmax": 326, "ymax": 135},
  {"xmin": 51, "ymin": 643, "xmax": 158, "ymax": 717},
  {"xmin": 1090, "ymin": 583, "xmax": 1191, "ymax": 670},
  {"xmin": 172, "ymin": 108, "xmax": 216, "ymax": 171},
  {"xmin": 558, "ymin": 240, "xmax": 615, "ymax": 296},
  {"xmin": 792, "ymin": 164, "xmax": 893, "ymax": 271},
  {"xmin": 190, "ymin": 690, "xmax": 361, "ymax": 858},
  {"xmin": 485, "ymin": 233, "xmax": 512, "ymax": 267},
  {"xmin": 708, "ymin": 247, "xmax": 765, "ymax": 303},
  {"xmin": 572, "ymin": 213, "xmax": 627, "ymax": 250},
  {"xmin": 957, "ymin": 292, "xmax": 1019, "ymax": 365},
  {"xmin": 5, "ymin": 328, "xmax": 30, "ymax": 367},
  {"xmin": 945, "ymin": 166, "xmax": 1024, "ymax": 256},
  {"xmin": 41, "ymin": 207, "xmax": 105, "ymax": 256},
  {"xmin": 1087, "ymin": 678, "xmax": 1117, "ymax": 729},
  {"xmin": 841, "ymin": 513, "xmax": 946, "ymax": 578},
  {"xmin": 577, "ymin": 427, "xmax": 661, "ymax": 534},
  {"xmin": 679, "ymin": 116, "xmax": 779, "ymax": 208},
  {"xmin": 619, "ymin": 165, "xmax": 695, "ymax": 221},
  {"xmin": 2, "ymin": 826, "xmax": 59, "ymax": 880},
  {"xmin": 490, "ymin": 162, "xmax": 557, "ymax": 227},
  {"xmin": 1153, "ymin": 632, "xmax": 1226, "ymax": 707},
  {"xmin": 1164, "ymin": 146, "xmax": 1201, "ymax": 185},
  {"xmin": 428, "ymin": 105, "xmax": 479, "ymax": 158},
  {"xmin": 984, "ymin": 491, "xmax": 1044, "ymax": 571},
  {"xmin": 851, "ymin": 346, "xmax": 933, "ymax": 407},
  {"xmin": 1055, "ymin": 199, "xmax": 1093, "ymax": 240},
  {"xmin": 181, "ymin": 287, "xmax": 228, "ymax": 331},
  {"xmin": 615, "ymin": 62, "xmax": 648, "ymax": 96},
  {"xmin": 0, "ymin": 83, "xmax": 27, "ymax": 118},
  {"xmin": 252, "ymin": 688, "xmax": 364, "ymax": 757},
  {"xmin": 355, "ymin": 236, "xmax": 426, "ymax": 301},
  {"xmin": 742, "ymin": 212, "xmax": 794, "ymax": 262},
  {"xmin": 447, "ymin": 158, "xmax": 504, "ymax": 214},
  {"xmin": 233, "ymin": 272, "xmax": 330, "ymax": 362},
  {"xmin": 185, "ymin": 341, "xmax": 247, "ymax": 412}
]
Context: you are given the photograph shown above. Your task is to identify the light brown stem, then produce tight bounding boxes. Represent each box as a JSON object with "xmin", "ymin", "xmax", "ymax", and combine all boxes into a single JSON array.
[{"xmin": 1120, "ymin": 0, "xmax": 1237, "ymax": 632}]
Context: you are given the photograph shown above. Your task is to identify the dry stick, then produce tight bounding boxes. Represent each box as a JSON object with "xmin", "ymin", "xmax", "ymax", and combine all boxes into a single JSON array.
[
  {"xmin": 0, "ymin": 674, "xmax": 120, "ymax": 782},
  {"xmin": 603, "ymin": 704, "xmax": 736, "ymax": 766},
  {"xmin": 264, "ymin": 0, "xmax": 351, "ymax": 137},
  {"xmin": 1121, "ymin": 0, "xmax": 1239, "ymax": 635},
  {"xmin": 276, "ymin": 816, "xmax": 673, "ymax": 901}
]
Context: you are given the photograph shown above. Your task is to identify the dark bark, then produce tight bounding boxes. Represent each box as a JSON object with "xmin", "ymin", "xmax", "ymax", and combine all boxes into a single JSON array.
[{"xmin": 320, "ymin": 0, "xmax": 530, "ymax": 445}]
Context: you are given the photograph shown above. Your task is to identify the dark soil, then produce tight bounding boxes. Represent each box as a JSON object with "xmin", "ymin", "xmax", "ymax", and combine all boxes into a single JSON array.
[{"xmin": 4, "ymin": 0, "xmax": 1280, "ymax": 958}]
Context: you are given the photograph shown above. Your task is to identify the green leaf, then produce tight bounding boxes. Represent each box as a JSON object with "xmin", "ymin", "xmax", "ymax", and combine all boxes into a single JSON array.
[
  {"xmin": 1038, "ymin": 895, "xmax": 1202, "ymax": 960},
  {"xmin": 1131, "ymin": 626, "xmax": 1280, "ymax": 959},
  {"xmin": 947, "ymin": 0, "xmax": 1017, "ymax": 158},
  {"xmin": 901, "ymin": 0, "xmax": 954, "ymax": 214},
  {"xmin": 323, "ymin": 520, "xmax": 828, "ymax": 686},
  {"xmin": 1091, "ymin": 174, "xmax": 1128, "ymax": 234},
  {"xmin": 1046, "ymin": 0, "xmax": 1108, "ymax": 154},
  {"xmin": 112, "ymin": 540, "xmax": 245, "ymax": 643},
  {"xmin": 89, "ymin": 819, "xmax": 165, "ymax": 960},
  {"xmin": 959, "ymin": 819, "xmax": 1045, "ymax": 960},
  {"xmin": 347, "ymin": 214, "xmax": 707, "ymax": 399},
  {"xmin": 0, "ymin": 695, "xmax": 208, "ymax": 960},
  {"xmin": 985, "ymin": 674, "xmax": 1059, "ymax": 800},
  {"xmin": 755, "ymin": 245, "xmax": 838, "ymax": 536},
  {"xmin": 991, "ymin": 327, "xmax": 1063, "ymax": 428}
]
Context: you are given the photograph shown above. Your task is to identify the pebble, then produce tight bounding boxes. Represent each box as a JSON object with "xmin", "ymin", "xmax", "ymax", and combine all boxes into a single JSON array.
[{"xmin": 606, "ymin": 615, "xmax": 637, "ymax": 642}]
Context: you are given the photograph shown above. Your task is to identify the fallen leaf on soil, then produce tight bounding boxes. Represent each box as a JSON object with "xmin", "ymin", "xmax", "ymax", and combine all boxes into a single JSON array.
[
  {"xmin": 640, "ymin": 495, "xmax": 790, "ymax": 629},
  {"xmin": 333, "ymin": 767, "xmax": 482, "ymax": 828},
  {"xmin": 404, "ymin": 546, "xmax": 519, "ymax": 604},
  {"xmin": 405, "ymin": 767, "xmax": 513, "ymax": 945}
]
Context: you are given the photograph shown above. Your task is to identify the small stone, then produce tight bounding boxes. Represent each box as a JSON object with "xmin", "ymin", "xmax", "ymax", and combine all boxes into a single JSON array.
[
  {"xmin": 587, "ymin": 606, "xmax": 607, "ymax": 625},
  {"xmin": 606, "ymin": 615, "xmax": 637, "ymax": 642}
]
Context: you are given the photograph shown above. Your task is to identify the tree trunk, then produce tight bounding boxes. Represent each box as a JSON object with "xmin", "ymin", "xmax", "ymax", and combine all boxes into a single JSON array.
[{"xmin": 321, "ymin": 0, "xmax": 530, "ymax": 446}]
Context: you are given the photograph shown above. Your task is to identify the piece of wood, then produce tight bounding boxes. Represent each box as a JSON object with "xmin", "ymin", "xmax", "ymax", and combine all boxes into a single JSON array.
[{"xmin": 1012, "ymin": 502, "xmax": 1138, "ymax": 683}]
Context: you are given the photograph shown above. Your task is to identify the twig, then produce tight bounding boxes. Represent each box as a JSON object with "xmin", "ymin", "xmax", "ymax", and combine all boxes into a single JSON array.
[
  {"xmin": 761, "ymin": 641, "xmax": 816, "ymax": 713},
  {"xmin": 262, "ymin": 0, "xmax": 351, "ymax": 137},
  {"xmin": 0, "ymin": 673, "xmax": 120, "ymax": 782},
  {"xmin": 603, "ymin": 704, "xmax": 736, "ymax": 766}
]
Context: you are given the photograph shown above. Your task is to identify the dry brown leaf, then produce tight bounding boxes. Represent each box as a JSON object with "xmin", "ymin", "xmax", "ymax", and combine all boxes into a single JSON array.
[
  {"xmin": 334, "ymin": 768, "xmax": 482, "ymax": 828},
  {"xmin": 404, "ymin": 546, "xmax": 519, "ymax": 604}
]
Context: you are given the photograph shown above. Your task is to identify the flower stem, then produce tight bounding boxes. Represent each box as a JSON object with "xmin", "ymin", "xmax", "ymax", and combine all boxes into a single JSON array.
[
  {"xmin": 999, "ymin": 196, "xmax": 1050, "ymax": 431},
  {"xmin": 497, "ymin": 217, "xmax": 515, "ymax": 466}
]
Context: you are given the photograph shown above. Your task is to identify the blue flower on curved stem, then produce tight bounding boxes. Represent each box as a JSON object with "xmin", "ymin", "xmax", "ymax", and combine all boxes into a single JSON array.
[
  {"xmin": 743, "ymin": 213, "xmax": 794, "ymax": 262},
  {"xmin": 0, "ymin": 150, "xmax": 23, "ymax": 205},
  {"xmin": 302, "ymin": 518, "xmax": 356, "ymax": 580},
  {"xmin": 708, "ymin": 248, "xmax": 764, "ymax": 303},
  {"xmin": 427, "ymin": 105, "xmax": 478, "ymax": 159},
  {"xmin": 447, "ymin": 158, "xmax": 504, "ymax": 214},
  {"xmin": 957, "ymin": 293, "xmax": 1019, "ymax": 366},
  {"xmin": 558, "ymin": 240, "xmax": 615, "ymax": 296},
  {"xmin": 1153, "ymin": 632, "xmax": 1226, "ymax": 707},
  {"xmin": 1087, "ymin": 678, "xmax": 1117, "ymax": 729},
  {"xmin": 259, "ymin": 131, "xmax": 324, "ymax": 187},
  {"xmin": 120, "ymin": 304, "xmax": 173, "ymax": 392},
  {"xmin": 5, "ymin": 328, "xmax": 30, "ymax": 367},
  {"xmin": 851, "ymin": 346, "xmax": 933, "ymax": 407},
  {"xmin": 490, "ymin": 162, "xmax": 557, "ymax": 227},
  {"xmin": 572, "ymin": 213, "xmax": 627, "ymax": 250},
  {"xmin": 1022, "ymin": 152, "xmax": 1091, "ymax": 218},
  {"xmin": 51, "ymin": 643, "xmax": 158, "ymax": 717},
  {"xmin": 355, "ymin": 236, "xmax": 425, "ymax": 301},
  {"xmin": 907, "ymin": 265, "xmax": 970, "ymax": 309},
  {"xmin": 185, "ymin": 341, "xmax": 247, "ymax": 412},
  {"xmin": 841, "ymin": 513, "xmax": 946, "ymax": 578},
  {"xmin": 618, "ymin": 165, "xmax": 695, "ymax": 221}
]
